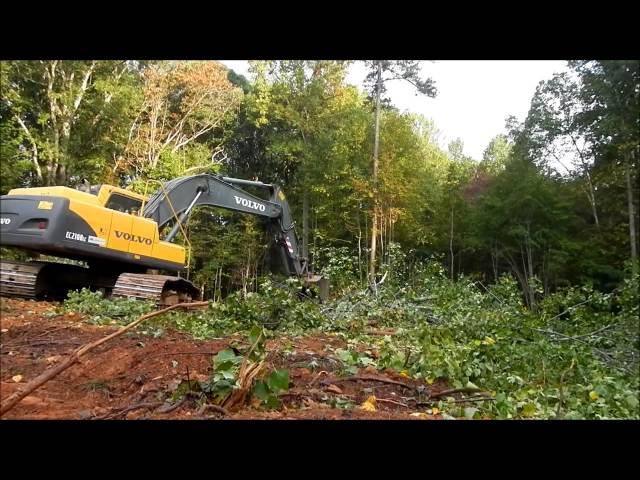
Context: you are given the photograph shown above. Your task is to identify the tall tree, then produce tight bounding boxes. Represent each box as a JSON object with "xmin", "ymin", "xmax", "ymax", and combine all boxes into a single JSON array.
[
  {"xmin": 0, "ymin": 61, "xmax": 145, "ymax": 187},
  {"xmin": 122, "ymin": 61, "xmax": 242, "ymax": 181},
  {"xmin": 239, "ymin": 61, "xmax": 356, "ymax": 257},
  {"xmin": 571, "ymin": 60, "xmax": 639, "ymax": 274},
  {"xmin": 363, "ymin": 61, "xmax": 437, "ymax": 284},
  {"xmin": 525, "ymin": 72, "xmax": 601, "ymax": 227}
]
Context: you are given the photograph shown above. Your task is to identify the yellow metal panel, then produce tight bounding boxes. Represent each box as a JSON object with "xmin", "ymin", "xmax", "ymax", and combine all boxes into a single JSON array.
[
  {"xmin": 7, "ymin": 184, "xmax": 183, "ymax": 266},
  {"xmin": 107, "ymin": 211, "xmax": 134, "ymax": 253},
  {"xmin": 128, "ymin": 217, "xmax": 157, "ymax": 256},
  {"xmin": 152, "ymin": 240, "xmax": 186, "ymax": 265},
  {"xmin": 68, "ymin": 200, "xmax": 111, "ymax": 245},
  {"xmin": 8, "ymin": 187, "xmax": 101, "ymax": 206}
]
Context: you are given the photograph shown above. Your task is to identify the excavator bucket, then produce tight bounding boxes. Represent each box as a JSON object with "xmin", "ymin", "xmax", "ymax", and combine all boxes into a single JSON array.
[{"xmin": 303, "ymin": 274, "xmax": 330, "ymax": 301}]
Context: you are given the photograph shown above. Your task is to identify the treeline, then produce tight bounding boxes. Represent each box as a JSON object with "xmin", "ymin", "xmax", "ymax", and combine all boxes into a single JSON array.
[{"xmin": 1, "ymin": 60, "xmax": 638, "ymax": 303}]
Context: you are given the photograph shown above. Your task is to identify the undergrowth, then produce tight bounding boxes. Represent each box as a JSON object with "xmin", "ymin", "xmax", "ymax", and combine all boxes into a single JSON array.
[{"xmin": 61, "ymin": 261, "xmax": 639, "ymax": 419}]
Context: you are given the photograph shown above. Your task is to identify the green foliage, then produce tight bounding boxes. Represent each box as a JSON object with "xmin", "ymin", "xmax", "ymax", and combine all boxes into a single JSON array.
[
  {"xmin": 368, "ymin": 263, "xmax": 639, "ymax": 419},
  {"xmin": 253, "ymin": 369, "xmax": 290, "ymax": 409},
  {"xmin": 200, "ymin": 327, "xmax": 290, "ymax": 409},
  {"xmin": 311, "ymin": 246, "xmax": 360, "ymax": 294},
  {"xmin": 63, "ymin": 288, "xmax": 155, "ymax": 326},
  {"xmin": 212, "ymin": 278, "xmax": 325, "ymax": 331},
  {"xmin": 202, "ymin": 347, "xmax": 245, "ymax": 403}
]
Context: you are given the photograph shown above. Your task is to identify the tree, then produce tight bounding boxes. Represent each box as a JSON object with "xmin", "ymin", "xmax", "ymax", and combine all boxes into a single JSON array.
[
  {"xmin": 122, "ymin": 61, "xmax": 242, "ymax": 180},
  {"xmin": 524, "ymin": 72, "xmax": 600, "ymax": 227},
  {"xmin": 447, "ymin": 138, "xmax": 466, "ymax": 162},
  {"xmin": 0, "ymin": 61, "xmax": 147, "ymax": 188},
  {"xmin": 480, "ymin": 134, "xmax": 512, "ymax": 175},
  {"xmin": 571, "ymin": 60, "xmax": 639, "ymax": 274},
  {"xmin": 363, "ymin": 61, "xmax": 437, "ymax": 284},
  {"xmin": 471, "ymin": 151, "xmax": 573, "ymax": 308}
]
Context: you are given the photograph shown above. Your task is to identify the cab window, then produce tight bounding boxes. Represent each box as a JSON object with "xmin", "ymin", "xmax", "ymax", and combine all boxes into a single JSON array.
[{"xmin": 105, "ymin": 193, "xmax": 142, "ymax": 215}]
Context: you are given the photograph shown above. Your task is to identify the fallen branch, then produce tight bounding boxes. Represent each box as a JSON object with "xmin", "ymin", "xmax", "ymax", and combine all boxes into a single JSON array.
[
  {"xmin": 30, "ymin": 324, "xmax": 74, "ymax": 339},
  {"xmin": 95, "ymin": 401, "xmax": 163, "ymax": 420},
  {"xmin": 376, "ymin": 397, "xmax": 409, "ymax": 408},
  {"xmin": 0, "ymin": 301, "xmax": 209, "ymax": 417},
  {"xmin": 364, "ymin": 329, "xmax": 398, "ymax": 336},
  {"xmin": 427, "ymin": 387, "xmax": 485, "ymax": 399},
  {"xmin": 325, "ymin": 375, "xmax": 413, "ymax": 389},
  {"xmin": 156, "ymin": 396, "xmax": 187, "ymax": 414},
  {"xmin": 532, "ymin": 328, "xmax": 616, "ymax": 360},
  {"xmin": 4, "ymin": 339, "xmax": 83, "ymax": 348},
  {"xmin": 417, "ymin": 397, "xmax": 494, "ymax": 406},
  {"xmin": 279, "ymin": 391, "xmax": 310, "ymax": 399},
  {"xmin": 309, "ymin": 370, "xmax": 329, "ymax": 386},
  {"xmin": 556, "ymin": 324, "xmax": 617, "ymax": 341},
  {"xmin": 197, "ymin": 403, "xmax": 230, "ymax": 417},
  {"xmin": 150, "ymin": 351, "xmax": 221, "ymax": 357},
  {"xmin": 546, "ymin": 299, "xmax": 591, "ymax": 322}
]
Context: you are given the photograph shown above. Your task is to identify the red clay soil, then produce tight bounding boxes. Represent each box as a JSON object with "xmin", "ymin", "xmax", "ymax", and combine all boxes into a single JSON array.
[{"xmin": 0, "ymin": 297, "xmax": 450, "ymax": 420}]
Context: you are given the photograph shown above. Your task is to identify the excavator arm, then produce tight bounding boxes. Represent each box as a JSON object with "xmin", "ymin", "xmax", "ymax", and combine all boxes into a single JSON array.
[{"xmin": 142, "ymin": 174, "xmax": 309, "ymax": 277}]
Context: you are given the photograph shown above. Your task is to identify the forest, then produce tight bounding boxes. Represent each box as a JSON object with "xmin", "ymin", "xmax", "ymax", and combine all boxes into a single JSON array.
[{"xmin": 0, "ymin": 60, "xmax": 638, "ymax": 420}]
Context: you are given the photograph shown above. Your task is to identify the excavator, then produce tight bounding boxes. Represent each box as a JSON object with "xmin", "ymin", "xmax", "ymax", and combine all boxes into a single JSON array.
[{"xmin": 0, "ymin": 174, "xmax": 328, "ymax": 305}]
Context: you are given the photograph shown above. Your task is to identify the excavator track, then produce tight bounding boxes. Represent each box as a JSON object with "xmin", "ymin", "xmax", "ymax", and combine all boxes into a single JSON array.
[
  {"xmin": 111, "ymin": 273, "xmax": 201, "ymax": 305},
  {"xmin": 0, "ymin": 260, "xmax": 200, "ymax": 306},
  {"xmin": 0, "ymin": 260, "xmax": 46, "ymax": 299}
]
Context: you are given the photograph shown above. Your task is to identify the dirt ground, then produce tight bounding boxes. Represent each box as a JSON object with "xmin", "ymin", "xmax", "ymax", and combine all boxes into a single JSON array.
[{"xmin": 0, "ymin": 297, "xmax": 451, "ymax": 420}]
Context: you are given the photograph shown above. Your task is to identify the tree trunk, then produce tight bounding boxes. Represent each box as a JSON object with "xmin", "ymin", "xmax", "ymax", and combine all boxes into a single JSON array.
[
  {"xmin": 626, "ymin": 152, "xmax": 638, "ymax": 275},
  {"xmin": 505, "ymin": 251, "xmax": 530, "ymax": 308},
  {"xmin": 491, "ymin": 241, "xmax": 499, "ymax": 282},
  {"xmin": 520, "ymin": 230, "xmax": 537, "ymax": 311},
  {"xmin": 358, "ymin": 221, "xmax": 363, "ymax": 284},
  {"xmin": 302, "ymin": 190, "xmax": 309, "ymax": 260},
  {"xmin": 14, "ymin": 115, "xmax": 43, "ymax": 184},
  {"xmin": 449, "ymin": 205, "xmax": 455, "ymax": 280},
  {"xmin": 588, "ymin": 186, "xmax": 599, "ymax": 228},
  {"xmin": 55, "ymin": 163, "xmax": 67, "ymax": 186},
  {"xmin": 570, "ymin": 135, "xmax": 599, "ymax": 227},
  {"xmin": 369, "ymin": 62, "xmax": 382, "ymax": 283}
]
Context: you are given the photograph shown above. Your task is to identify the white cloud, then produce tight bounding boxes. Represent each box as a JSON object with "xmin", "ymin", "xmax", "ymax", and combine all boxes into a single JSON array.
[{"xmin": 221, "ymin": 60, "xmax": 568, "ymax": 159}]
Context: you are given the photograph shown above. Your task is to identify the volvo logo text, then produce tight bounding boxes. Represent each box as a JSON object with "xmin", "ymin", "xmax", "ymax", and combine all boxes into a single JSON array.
[
  {"xmin": 0, "ymin": 218, "xmax": 11, "ymax": 225},
  {"xmin": 115, "ymin": 230, "xmax": 153, "ymax": 245},
  {"xmin": 234, "ymin": 196, "xmax": 266, "ymax": 212}
]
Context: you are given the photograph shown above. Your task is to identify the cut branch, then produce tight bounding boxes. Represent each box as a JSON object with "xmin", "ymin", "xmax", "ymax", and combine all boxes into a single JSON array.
[
  {"xmin": 427, "ymin": 387, "xmax": 485, "ymax": 399},
  {"xmin": 325, "ymin": 375, "xmax": 413, "ymax": 389},
  {"xmin": 0, "ymin": 301, "xmax": 209, "ymax": 417}
]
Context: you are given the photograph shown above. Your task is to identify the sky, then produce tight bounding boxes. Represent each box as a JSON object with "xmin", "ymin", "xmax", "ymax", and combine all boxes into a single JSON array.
[{"xmin": 221, "ymin": 60, "xmax": 568, "ymax": 160}]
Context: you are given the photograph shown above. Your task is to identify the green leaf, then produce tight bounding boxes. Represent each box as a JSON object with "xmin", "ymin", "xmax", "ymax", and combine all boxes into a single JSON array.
[
  {"xmin": 335, "ymin": 349, "xmax": 354, "ymax": 364},
  {"xmin": 268, "ymin": 369, "xmax": 290, "ymax": 392},
  {"xmin": 253, "ymin": 381, "xmax": 270, "ymax": 401},
  {"xmin": 345, "ymin": 366, "xmax": 359, "ymax": 375},
  {"xmin": 464, "ymin": 407, "xmax": 478, "ymax": 419},
  {"xmin": 625, "ymin": 395, "xmax": 639, "ymax": 409},
  {"xmin": 248, "ymin": 326, "xmax": 264, "ymax": 346},
  {"xmin": 264, "ymin": 395, "xmax": 281, "ymax": 410},
  {"xmin": 521, "ymin": 403, "xmax": 537, "ymax": 417},
  {"xmin": 214, "ymin": 349, "xmax": 240, "ymax": 365}
]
